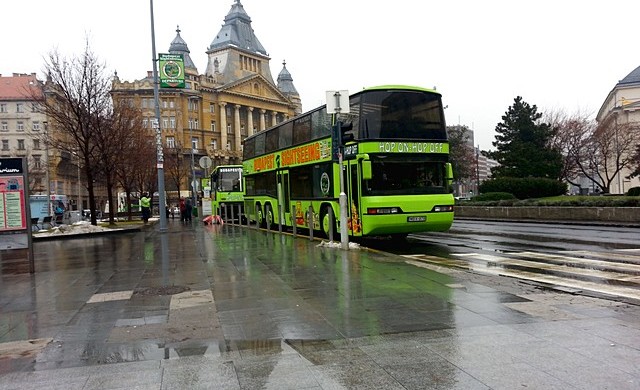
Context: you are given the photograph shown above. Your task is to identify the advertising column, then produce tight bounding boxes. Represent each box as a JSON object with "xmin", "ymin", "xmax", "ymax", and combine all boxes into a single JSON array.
[{"xmin": 0, "ymin": 157, "xmax": 34, "ymax": 272}]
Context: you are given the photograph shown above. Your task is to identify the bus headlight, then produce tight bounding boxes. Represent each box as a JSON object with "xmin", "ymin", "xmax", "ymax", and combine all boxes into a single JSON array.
[
  {"xmin": 367, "ymin": 207, "xmax": 401, "ymax": 215},
  {"xmin": 432, "ymin": 205, "xmax": 454, "ymax": 212}
]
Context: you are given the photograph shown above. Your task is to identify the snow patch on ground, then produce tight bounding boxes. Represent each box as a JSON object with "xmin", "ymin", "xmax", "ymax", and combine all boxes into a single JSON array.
[
  {"xmin": 317, "ymin": 240, "xmax": 361, "ymax": 250},
  {"xmin": 34, "ymin": 221, "xmax": 125, "ymax": 237}
]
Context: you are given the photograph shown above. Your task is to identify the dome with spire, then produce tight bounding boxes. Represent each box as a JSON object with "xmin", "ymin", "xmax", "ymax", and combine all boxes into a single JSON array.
[
  {"xmin": 208, "ymin": 0, "xmax": 268, "ymax": 57},
  {"xmin": 277, "ymin": 60, "xmax": 298, "ymax": 95},
  {"xmin": 169, "ymin": 25, "xmax": 197, "ymax": 70}
]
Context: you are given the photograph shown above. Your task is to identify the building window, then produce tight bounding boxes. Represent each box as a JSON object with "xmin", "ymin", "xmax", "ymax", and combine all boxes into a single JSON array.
[
  {"xmin": 210, "ymin": 121, "xmax": 216, "ymax": 132},
  {"xmin": 169, "ymin": 100, "xmax": 175, "ymax": 109},
  {"xmin": 0, "ymin": 104, "xmax": 6, "ymax": 113},
  {"xmin": 209, "ymin": 103, "xmax": 215, "ymax": 113},
  {"xmin": 17, "ymin": 139, "xmax": 25, "ymax": 150},
  {"xmin": 17, "ymin": 121, "xmax": 24, "ymax": 131},
  {"xmin": 143, "ymin": 118, "xmax": 149, "ymax": 128},
  {"xmin": 16, "ymin": 103, "xmax": 24, "ymax": 113},
  {"xmin": 1, "ymin": 140, "xmax": 8, "ymax": 150},
  {"xmin": 169, "ymin": 116, "xmax": 176, "ymax": 129},
  {"xmin": 33, "ymin": 139, "xmax": 40, "ymax": 150},
  {"xmin": 166, "ymin": 136, "xmax": 175, "ymax": 148},
  {"xmin": 1, "ymin": 122, "xmax": 7, "ymax": 131},
  {"xmin": 33, "ymin": 121, "xmax": 41, "ymax": 131},
  {"xmin": 33, "ymin": 155, "xmax": 41, "ymax": 169},
  {"xmin": 210, "ymin": 139, "xmax": 217, "ymax": 149},
  {"xmin": 191, "ymin": 137, "xmax": 198, "ymax": 150},
  {"xmin": 31, "ymin": 103, "xmax": 38, "ymax": 112},
  {"xmin": 227, "ymin": 124, "xmax": 232, "ymax": 134},
  {"xmin": 162, "ymin": 117, "xmax": 169, "ymax": 129},
  {"xmin": 162, "ymin": 100, "xmax": 168, "ymax": 109},
  {"xmin": 241, "ymin": 125, "xmax": 246, "ymax": 136},
  {"xmin": 194, "ymin": 119, "xmax": 199, "ymax": 129}
]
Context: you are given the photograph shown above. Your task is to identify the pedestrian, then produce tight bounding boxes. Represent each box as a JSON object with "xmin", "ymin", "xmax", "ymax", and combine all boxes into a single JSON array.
[
  {"xmin": 140, "ymin": 192, "xmax": 151, "ymax": 223},
  {"xmin": 179, "ymin": 198, "xmax": 186, "ymax": 222},
  {"xmin": 185, "ymin": 198, "xmax": 193, "ymax": 222},
  {"xmin": 165, "ymin": 205, "xmax": 170, "ymax": 220}
]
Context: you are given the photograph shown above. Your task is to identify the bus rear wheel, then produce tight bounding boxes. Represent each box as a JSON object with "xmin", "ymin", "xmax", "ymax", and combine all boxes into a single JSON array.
[{"xmin": 320, "ymin": 206, "xmax": 337, "ymax": 239}]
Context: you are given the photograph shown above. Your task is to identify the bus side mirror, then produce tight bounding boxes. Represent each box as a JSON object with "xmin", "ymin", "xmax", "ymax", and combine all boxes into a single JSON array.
[
  {"xmin": 362, "ymin": 160, "xmax": 372, "ymax": 180},
  {"xmin": 445, "ymin": 163, "xmax": 454, "ymax": 185}
]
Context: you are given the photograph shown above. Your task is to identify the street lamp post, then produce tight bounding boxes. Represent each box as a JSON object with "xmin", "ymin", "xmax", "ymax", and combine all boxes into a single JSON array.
[
  {"xmin": 188, "ymin": 97, "xmax": 197, "ymax": 216},
  {"xmin": 149, "ymin": 0, "xmax": 168, "ymax": 231}
]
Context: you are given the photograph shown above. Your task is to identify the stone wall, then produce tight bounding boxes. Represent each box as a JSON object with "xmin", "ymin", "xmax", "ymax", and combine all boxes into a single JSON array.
[{"xmin": 455, "ymin": 206, "xmax": 640, "ymax": 223}]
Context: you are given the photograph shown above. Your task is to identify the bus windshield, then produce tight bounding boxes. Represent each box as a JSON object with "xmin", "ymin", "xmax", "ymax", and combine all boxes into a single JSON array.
[
  {"xmin": 363, "ymin": 155, "xmax": 448, "ymax": 196},
  {"xmin": 356, "ymin": 90, "xmax": 446, "ymax": 141},
  {"xmin": 216, "ymin": 168, "xmax": 242, "ymax": 192}
]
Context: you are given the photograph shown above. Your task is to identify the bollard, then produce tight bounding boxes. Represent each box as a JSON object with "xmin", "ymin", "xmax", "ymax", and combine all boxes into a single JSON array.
[
  {"xmin": 292, "ymin": 205, "xmax": 297, "ymax": 237},
  {"xmin": 308, "ymin": 205, "xmax": 314, "ymax": 241}
]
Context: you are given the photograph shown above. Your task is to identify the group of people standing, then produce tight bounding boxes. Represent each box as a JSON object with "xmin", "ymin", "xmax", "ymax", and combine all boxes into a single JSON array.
[
  {"xmin": 178, "ymin": 197, "xmax": 193, "ymax": 222},
  {"xmin": 139, "ymin": 194, "xmax": 193, "ymax": 223}
]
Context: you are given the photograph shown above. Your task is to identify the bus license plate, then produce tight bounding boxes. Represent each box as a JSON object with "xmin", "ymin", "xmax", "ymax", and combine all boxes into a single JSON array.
[{"xmin": 407, "ymin": 216, "xmax": 426, "ymax": 222}]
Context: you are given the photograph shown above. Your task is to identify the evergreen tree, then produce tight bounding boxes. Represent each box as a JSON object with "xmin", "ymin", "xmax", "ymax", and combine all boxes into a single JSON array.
[{"xmin": 484, "ymin": 96, "xmax": 562, "ymax": 179}]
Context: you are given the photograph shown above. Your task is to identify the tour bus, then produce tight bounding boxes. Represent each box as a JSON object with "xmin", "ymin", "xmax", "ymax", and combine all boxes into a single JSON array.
[
  {"xmin": 210, "ymin": 165, "xmax": 244, "ymax": 221},
  {"xmin": 241, "ymin": 85, "xmax": 455, "ymax": 239}
]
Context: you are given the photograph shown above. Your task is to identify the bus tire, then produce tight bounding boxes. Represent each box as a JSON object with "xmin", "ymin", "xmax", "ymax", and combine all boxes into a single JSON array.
[
  {"xmin": 320, "ymin": 205, "xmax": 337, "ymax": 239},
  {"xmin": 265, "ymin": 203, "xmax": 275, "ymax": 230},
  {"xmin": 256, "ymin": 204, "xmax": 265, "ymax": 228}
]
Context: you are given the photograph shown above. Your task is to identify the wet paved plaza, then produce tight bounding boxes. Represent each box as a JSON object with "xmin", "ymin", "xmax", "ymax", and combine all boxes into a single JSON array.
[{"xmin": 1, "ymin": 221, "xmax": 639, "ymax": 389}]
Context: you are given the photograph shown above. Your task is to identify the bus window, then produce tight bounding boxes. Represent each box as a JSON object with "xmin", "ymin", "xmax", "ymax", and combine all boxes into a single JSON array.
[
  {"xmin": 292, "ymin": 116, "xmax": 311, "ymax": 145},
  {"xmin": 363, "ymin": 155, "xmax": 447, "ymax": 196},
  {"xmin": 243, "ymin": 137, "xmax": 255, "ymax": 159},
  {"xmin": 311, "ymin": 109, "xmax": 332, "ymax": 139},
  {"xmin": 266, "ymin": 128, "xmax": 279, "ymax": 153},
  {"xmin": 255, "ymin": 133, "xmax": 265, "ymax": 155},
  {"xmin": 279, "ymin": 121, "xmax": 293, "ymax": 149},
  {"xmin": 360, "ymin": 90, "xmax": 446, "ymax": 140}
]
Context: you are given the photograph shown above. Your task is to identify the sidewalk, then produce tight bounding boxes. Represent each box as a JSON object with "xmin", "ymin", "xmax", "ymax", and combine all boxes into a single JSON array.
[{"xmin": 1, "ymin": 220, "xmax": 639, "ymax": 389}]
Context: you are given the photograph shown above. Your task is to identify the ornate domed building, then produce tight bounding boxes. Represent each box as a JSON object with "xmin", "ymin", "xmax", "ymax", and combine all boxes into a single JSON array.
[{"xmin": 111, "ymin": 0, "xmax": 301, "ymax": 196}]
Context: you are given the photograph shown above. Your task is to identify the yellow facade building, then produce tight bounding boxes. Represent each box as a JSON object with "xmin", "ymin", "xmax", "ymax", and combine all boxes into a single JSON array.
[{"xmin": 111, "ymin": 0, "xmax": 301, "ymax": 194}]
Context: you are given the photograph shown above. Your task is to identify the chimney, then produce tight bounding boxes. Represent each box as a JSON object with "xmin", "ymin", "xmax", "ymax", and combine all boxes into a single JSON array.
[{"xmin": 148, "ymin": 71, "xmax": 153, "ymax": 78}]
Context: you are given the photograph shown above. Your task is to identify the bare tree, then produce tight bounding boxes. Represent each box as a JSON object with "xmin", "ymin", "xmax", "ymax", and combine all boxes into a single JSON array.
[
  {"xmin": 114, "ymin": 104, "xmax": 153, "ymax": 221},
  {"xmin": 550, "ymin": 110, "xmax": 640, "ymax": 193},
  {"xmin": 163, "ymin": 141, "xmax": 189, "ymax": 206},
  {"xmin": 35, "ymin": 42, "xmax": 112, "ymax": 225}
]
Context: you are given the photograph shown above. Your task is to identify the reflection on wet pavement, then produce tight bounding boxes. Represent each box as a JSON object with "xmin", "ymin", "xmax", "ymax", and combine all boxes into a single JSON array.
[{"xmin": 0, "ymin": 222, "xmax": 639, "ymax": 389}]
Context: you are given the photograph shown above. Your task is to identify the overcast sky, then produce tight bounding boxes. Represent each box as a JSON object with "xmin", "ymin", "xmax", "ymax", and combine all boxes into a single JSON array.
[{"xmin": 3, "ymin": 0, "xmax": 639, "ymax": 150}]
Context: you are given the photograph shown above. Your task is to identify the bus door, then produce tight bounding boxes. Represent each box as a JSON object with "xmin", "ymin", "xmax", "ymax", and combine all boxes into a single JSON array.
[
  {"xmin": 277, "ymin": 171, "xmax": 290, "ymax": 225},
  {"xmin": 347, "ymin": 160, "xmax": 363, "ymax": 236}
]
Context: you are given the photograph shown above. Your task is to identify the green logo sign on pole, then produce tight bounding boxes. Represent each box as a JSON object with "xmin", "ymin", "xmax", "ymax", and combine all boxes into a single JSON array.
[{"xmin": 159, "ymin": 53, "xmax": 185, "ymax": 88}]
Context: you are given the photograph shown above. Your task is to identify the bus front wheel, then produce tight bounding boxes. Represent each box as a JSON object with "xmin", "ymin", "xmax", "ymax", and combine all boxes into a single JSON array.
[
  {"xmin": 265, "ymin": 204, "xmax": 275, "ymax": 230},
  {"xmin": 256, "ymin": 204, "xmax": 265, "ymax": 228}
]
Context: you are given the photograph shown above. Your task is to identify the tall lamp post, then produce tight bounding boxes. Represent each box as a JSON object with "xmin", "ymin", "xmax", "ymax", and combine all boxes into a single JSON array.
[
  {"xmin": 149, "ymin": 0, "xmax": 168, "ymax": 231},
  {"xmin": 188, "ymin": 97, "xmax": 197, "ymax": 216}
]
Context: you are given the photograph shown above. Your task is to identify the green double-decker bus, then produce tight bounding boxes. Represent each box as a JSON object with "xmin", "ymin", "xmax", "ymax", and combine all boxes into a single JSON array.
[{"xmin": 242, "ymin": 85, "xmax": 454, "ymax": 239}]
